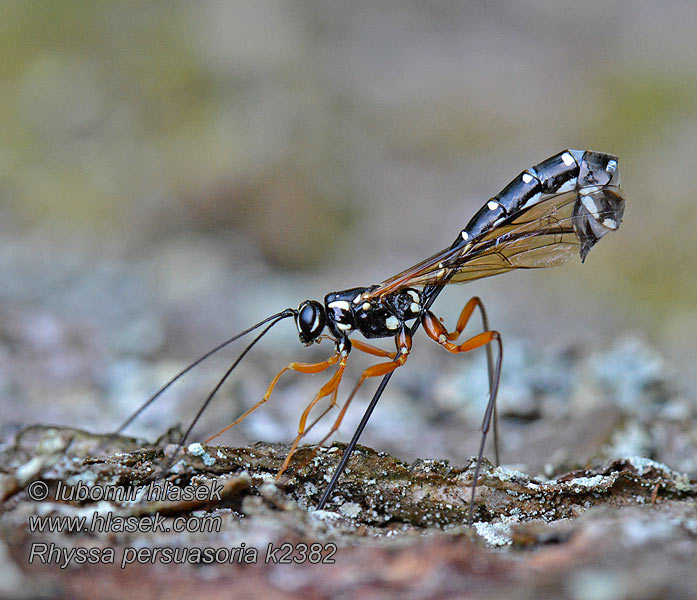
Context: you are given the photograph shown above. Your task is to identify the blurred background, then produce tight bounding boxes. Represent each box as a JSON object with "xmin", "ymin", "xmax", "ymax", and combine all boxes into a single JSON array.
[{"xmin": 1, "ymin": 1, "xmax": 695, "ymax": 471}]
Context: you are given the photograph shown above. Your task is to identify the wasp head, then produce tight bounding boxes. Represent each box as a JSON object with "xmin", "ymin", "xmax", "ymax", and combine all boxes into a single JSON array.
[{"xmin": 295, "ymin": 300, "xmax": 326, "ymax": 345}]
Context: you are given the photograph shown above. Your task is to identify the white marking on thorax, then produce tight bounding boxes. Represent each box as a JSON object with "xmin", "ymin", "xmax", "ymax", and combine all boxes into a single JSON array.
[
  {"xmin": 352, "ymin": 294, "xmax": 362, "ymax": 305},
  {"xmin": 328, "ymin": 300, "xmax": 351, "ymax": 311},
  {"xmin": 487, "ymin": 200, "xmax": 499, "ymax": 211},
  {"xmin": 362, "ymin": 302, "xmax": 371, "ymax": 311},
  {"xmin": 336, "ymin": 322, "xmax": 352, "ymax": 331},
  {"xmin": 407, "ymin": 290, "xmax": 420, "ymax": 302},
  {"xmin": 410, "ymin": 302, "xmax": 420, "ymax": 313},
  {"xmin": 602, "ymin": 218, "xmax": 618, "ymax": 229},
  {"xmin": 561, "ymin": 152, "xmax": 575, "ymax": 166},
  {"xmin": 606, "ymin": 159, "xmax": 617, "ymax": 173},
  {"xmin": 385, "ymin": 315, "xmax": 400, "ymax": 330}
]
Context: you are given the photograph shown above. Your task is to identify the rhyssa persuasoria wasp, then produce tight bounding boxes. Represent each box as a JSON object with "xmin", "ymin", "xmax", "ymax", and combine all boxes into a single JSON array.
[{"xmin": 116, "ymin": 149, "xmax": 625, "ymax": 523}]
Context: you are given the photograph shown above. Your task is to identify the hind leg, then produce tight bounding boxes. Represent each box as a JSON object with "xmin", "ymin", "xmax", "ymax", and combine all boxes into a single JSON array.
[
  {"xmin": 423, "ymin": 307, "xmax": 503, "ymax": 523},
  {"xmin": 276, "ymin": 352, "xmax": 350, "ymax": 478}
]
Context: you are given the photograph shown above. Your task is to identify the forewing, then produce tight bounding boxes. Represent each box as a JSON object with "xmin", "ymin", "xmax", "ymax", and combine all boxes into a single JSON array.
[{"xmin": 368, "ymin": 186, "xmax": 623, "ymax": 296}]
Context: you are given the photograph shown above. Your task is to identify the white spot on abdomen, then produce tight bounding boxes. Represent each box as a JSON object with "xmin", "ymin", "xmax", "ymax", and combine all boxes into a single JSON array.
[
  {"xmin": 487, "ymin": 200, "xmax": 499, "ymax": 211},
  {"xmin": 561, "ymin": 152, "xmax": 575, "ymax": 166}
]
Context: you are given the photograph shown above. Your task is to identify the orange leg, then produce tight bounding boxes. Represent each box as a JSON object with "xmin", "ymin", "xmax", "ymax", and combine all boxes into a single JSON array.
[
  {"xmin": 276, "ymin": 338, "xmax": 396, "ymax": 473},
  {"xmin": 204, "ymin": 352, "xmax": 341, "ymax": 443},
  {"xmin": 439, "ymin": 297, "xmax": 500, "ymax": 467},
  {"xmin": 422, "ymin": 306, "xmax": 503, "ymax": 524},
  {"xmin": 318, "ymin": 335, "xmax": 396, "ymax": 359},
  {"xmin": 276, "ymin": 353, "xmax": 349, "ymax": 478},
  {"xmin": 422, "ymin": 308, "xmax": 501, "ymax": 431},
  {"xmin": 445, "ymin": 297, "xmax": 484, "ymax": 341},
  {"xmin": 423, "ymin": 310, "xmax": 499, "ymax": 354},
  {"xmin": 316, "ymin": 333, "xmax": 398, "ymax": 360},
  {"xmin": 350, "ymin": 338, "xmax": 398, "ymax": 359},
  {"xmin": 296, "ymin": 328, "xmax": 413, "ymax": 470}
]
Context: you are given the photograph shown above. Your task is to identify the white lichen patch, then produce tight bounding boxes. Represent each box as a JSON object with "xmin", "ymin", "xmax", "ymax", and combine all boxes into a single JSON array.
[
  {"xmin": 310, "ymin": 508, "xmax": 341, "ymax": 521},
  {"xmin": 339, "ymin": 502, "xmax": 362, "ymax": 519},
  {"xmin": 568, "ymin": 475, "xmax": 606, "ymax": 489},
  {"xmin": 187, "ymin": 442, "xmax": 204, "ymax": 456},
  {"xmin": 491, "ymin": 465, "xmax": 529, "ymax": 481},
  {"xmin": 474, "ymin": 517, "xmax": 515, "ymax": 547},
  {"xmin": 257, "ymin": 472, "xmax": 276, "ymax": 484},
  {"xmin": 187, "ymin": 442, "xmax": 216, "ymax": 466},
  {"xmin": 674, "ymin": 473, "xmax": 692, "ymax": 492},
  {"xmin": 624, "ymin": 456, "xmax": 673, "ymax": 476}
]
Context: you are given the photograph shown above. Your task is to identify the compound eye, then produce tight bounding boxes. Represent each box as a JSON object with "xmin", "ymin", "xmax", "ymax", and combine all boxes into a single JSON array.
[{"xmin": 296, "ymin": 301, "xmax": 325, "ymax": 342}]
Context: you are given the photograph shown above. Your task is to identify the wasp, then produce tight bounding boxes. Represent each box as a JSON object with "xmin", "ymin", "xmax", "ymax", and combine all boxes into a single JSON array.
[{"xmin": 116, "ymin": 149, "xmax": 625, "ymax": 522}]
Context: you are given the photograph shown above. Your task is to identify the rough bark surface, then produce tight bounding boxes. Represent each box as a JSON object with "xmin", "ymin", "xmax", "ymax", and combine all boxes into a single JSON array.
[{"xmin": 2, "ymin": 425, "xmax": 696, "ymax": 600}]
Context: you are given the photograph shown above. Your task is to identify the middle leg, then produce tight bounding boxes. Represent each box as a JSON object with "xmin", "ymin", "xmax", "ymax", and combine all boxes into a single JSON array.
[
  {"xmin": 275, "ymin": 340, "xmax": 399, "ymax": 477},
  {"xmin": 276, "ymin": 351, "xmax": 350, "ymax": 478}
]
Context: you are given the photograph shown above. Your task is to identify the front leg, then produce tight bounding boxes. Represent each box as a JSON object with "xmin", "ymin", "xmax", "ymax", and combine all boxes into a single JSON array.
[{"xmin": 205, "ymin": 349, "xmax": 342, "ymax": 444}]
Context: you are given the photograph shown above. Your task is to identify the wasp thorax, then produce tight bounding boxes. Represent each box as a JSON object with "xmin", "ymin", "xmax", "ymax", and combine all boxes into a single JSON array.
[{"xmin": 296, "ymin": 300, "xmax": 326, "ymax": 345}]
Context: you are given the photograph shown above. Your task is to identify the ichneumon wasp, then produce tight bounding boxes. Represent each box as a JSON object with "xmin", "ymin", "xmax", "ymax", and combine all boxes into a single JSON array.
[{"xmin": 115, "ymin": 149, "xmax": 625, "ymax": 523}]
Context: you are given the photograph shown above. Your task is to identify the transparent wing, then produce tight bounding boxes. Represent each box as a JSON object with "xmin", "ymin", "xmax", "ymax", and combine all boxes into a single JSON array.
[{"xmin": 367, "ymin": 186, "xmax": 623, "ymax": 298}]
